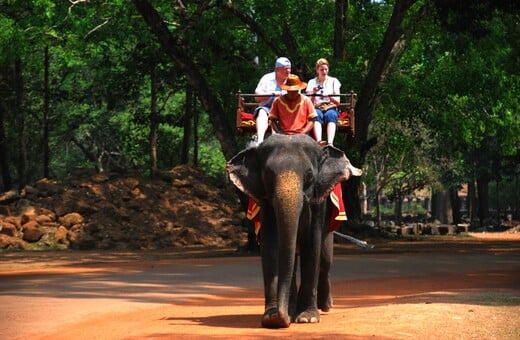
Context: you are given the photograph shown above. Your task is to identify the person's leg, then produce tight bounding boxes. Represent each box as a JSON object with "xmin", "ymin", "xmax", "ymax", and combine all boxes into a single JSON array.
[
  {"xmin": 324, "ymin": 109, "xmax": 339, "ymax": 145},
  {"xmin": 326, "ymin": 122, "xmax": 337, "ymax": 145},
  {"xmin": 313, "ymin": 109, "xmax": 324, "ymax": 142},
  {"xmin": 313, "ymin": 122, "xmax": 322, "ymax": 142},
  {"xmin": 256, "ymin": 109, "xmax": 269, "ymax": 143}
]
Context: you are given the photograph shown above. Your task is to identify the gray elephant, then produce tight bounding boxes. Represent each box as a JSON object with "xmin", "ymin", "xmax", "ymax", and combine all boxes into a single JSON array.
[{"xmin": 227, "ymin": 133, "xmax": 361, "ymax": 328}]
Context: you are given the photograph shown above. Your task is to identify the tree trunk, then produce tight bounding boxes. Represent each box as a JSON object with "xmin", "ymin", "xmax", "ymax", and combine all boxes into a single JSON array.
[
  {"xmin": 354, "ymin": 0, "xmax": 417, "ymax": 157},
  {"xmin": 432, "ymin": 189, "xmax": 452, "ymax": 224},
  {"xmin": 149, "ymin": 60, "xmax": 159, "ymax": 177},
  {"xmin": 476, "ymin": 177, "xmax": 489, "ymax": 227},
  {"xmin": 0, "ymin": 97, "xmax": 12, "ymax": 191},
  {"xmin": 467, "ymin": 180, "xmax": 478, "ymax": 225},
  {"xmin": 192, "ymin": 92, "xmax": 199, "ymax": 167},
  {"xmin": 360, "ymin": 181, "xmax": 368, "ymax": 215},
  {"xmin": 375, "ymin": 189, "xmax": 382, "ymax": 227},
  {"xmin": 333, "ymin": 0, "xmax": 348, "ymax": 61},
  {"xmin": 449, "ymin": 187, "xmax": 461, "ymax": 224},
  {"xmin": 181, "ymin": 84, "xmax": 193, "ymax": 165},
  {"xmin": 132, "ymin": 0, "xmax": 239, "ymax": 160},
  {"xmin": 394, "ymin": 193, "xmax": 403, "ymax": 223},
  {"xmin": 43, "ymin": 46, "xmax": 50, "ymax": 179},
  {"xmin": 15, "ymin": 57, "xmax": 27, "ymax": 188},
  {"xmin": 342, "ymin": 0, "xmax": 417, "ymax": 221}
]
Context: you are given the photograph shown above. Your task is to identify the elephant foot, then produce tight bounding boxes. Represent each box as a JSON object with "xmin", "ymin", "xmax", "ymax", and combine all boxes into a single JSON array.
[
  {"xmin": 262, "ymin": 308, "xmax": 291, "ymax": 328},
  {"xmin": 295, "ymin": 308, "xmax": 321, "ymax": 324},
  {"xmin": 318, "ymin": 295, "xmax": 333, "ymax": 312}
]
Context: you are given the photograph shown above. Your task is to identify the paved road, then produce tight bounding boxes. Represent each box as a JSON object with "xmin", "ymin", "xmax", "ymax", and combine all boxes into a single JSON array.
[{"xmin": 1, "ymin": 240, "xmax": 519, "ymax": 339}]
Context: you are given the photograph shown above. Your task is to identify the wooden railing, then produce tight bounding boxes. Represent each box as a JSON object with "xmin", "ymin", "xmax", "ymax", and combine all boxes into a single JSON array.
[{"xmin": 236, "ymin": 91, "xmax": 356, "ymax": 136}]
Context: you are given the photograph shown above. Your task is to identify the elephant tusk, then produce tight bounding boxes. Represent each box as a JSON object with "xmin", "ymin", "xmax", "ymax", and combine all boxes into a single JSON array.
[{"xmin": 333, "ymin": 231, "xmax": 375, "ymax": 249}]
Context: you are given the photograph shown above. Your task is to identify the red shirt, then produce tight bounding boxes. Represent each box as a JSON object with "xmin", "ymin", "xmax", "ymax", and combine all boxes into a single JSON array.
[{"xmin": 269, "ymin": 95, "xmax": 317, "ymax": 135}]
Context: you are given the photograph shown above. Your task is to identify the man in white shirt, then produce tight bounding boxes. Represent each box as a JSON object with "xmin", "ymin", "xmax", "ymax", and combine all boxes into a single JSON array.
[{"xmin": 253, "ymin": 57, "xmax": 292, "ymax": 144}]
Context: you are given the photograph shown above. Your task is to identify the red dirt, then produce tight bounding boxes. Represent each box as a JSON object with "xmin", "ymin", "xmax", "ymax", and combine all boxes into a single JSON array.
[{"xmin": 1, "ymin": 233, "xmax": 519, "ymax": 339}]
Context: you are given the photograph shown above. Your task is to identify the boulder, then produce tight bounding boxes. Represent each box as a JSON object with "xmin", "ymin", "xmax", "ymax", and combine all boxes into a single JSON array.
[
  {"xmin": 22, "ymin": 221, "xmax": 45, "ymax": 242},
  {"xmin": 59, "ymin": 213, "xmax": 84, "ymax": 228},
  {"xmin": 54, "ymin": 226, "xmax": 69, "ymax": 244},
  {"xmin": 0, "ymin": 222, "xmax": 17, "ymax": 236},
  {"xmin": 0, "ymin": 234, "xmax": 29, "ymax": 250}
]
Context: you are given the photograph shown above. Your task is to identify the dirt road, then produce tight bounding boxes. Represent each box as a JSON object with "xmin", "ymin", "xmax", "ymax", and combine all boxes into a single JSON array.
[{"xmin": 1, "ymin": 234, "xmax": 519, "ymax": 339}]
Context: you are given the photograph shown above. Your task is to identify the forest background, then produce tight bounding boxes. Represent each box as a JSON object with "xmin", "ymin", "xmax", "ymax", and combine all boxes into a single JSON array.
[{"xmin": 1, "ymin": 0, "xmax": 519, "ymax": 228}]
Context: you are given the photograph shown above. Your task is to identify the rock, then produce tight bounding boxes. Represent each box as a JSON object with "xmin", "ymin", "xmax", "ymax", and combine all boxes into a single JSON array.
[
  {"xmin": 73, "ymin": 199, "xmax": 99, "ymax": 215},
  {"xmin": 120, "ymin": 177, "xmax": 139, "ymax": 190},
  {"xmin": 173, "ymin": 179, "xmax": 191, "ymax": 188},
  {"xmin": 0, "ymin": 205, "xmax": 11, "ymax": 215},
  {"xmin": 400, "ymin": 226, "xmax": 415, "ymax": 235},
  {"xmin": 457, "ymin": 223, "xmax": 470, "ymax": 233},
  {"xmin": 69, "ymin": 233, "xmax": 96, "ymax": 250},
  {"xmin": 22, "ymin": 185, "xmax": 39, "ymax": 199},
  {"xmin": 34, "ymin": 178, "xmax": 63, "ymax": 196},
  {"xmin": 59, "ymin": 213, "xmax": 84, "ymax": 228},
  {"xmin": 22, "ymin": 221, "xmax": 45, "ymax": 242},
  {"xmin": 35, "ymin": 215, "xmax": 53, "ymax": 225},
  {"xmin": 413, "ymin": 223, "xmax": 423, "ymax": 235},
  {"xmin": 0, "ymin": 190, "xmax": 20, "ymax": 204},
  {"xmin": 179, "ymin": 227, "xmax": 199, "ymax": 245},
  {"xmin": 364, "ymin": 220, "xmax": 376, "ymax": 228},
  {"xmin": 0, "ymin": 167, "xmax": 247, "ymax": 251},
  {"xmin": 0, "ymin": 222, "xmax": 17, "ymax": 236},
  {"xmin": 4, "ymin": 216, "xmax": 20, "ymax": 228},
  {"xmin": 54, "ymin": 226, "xmax": 69, "ymax": 244},
  {"xmin": 91, "ymin": 173, "xmax": 109, "ymax": 183},
  {"xmin": 17, "ymin": 199, "xmax": 37, "ymax": 217},
  {"xmin": 0, "ymin": 234, "xmax": 29, "ymax": 250}
]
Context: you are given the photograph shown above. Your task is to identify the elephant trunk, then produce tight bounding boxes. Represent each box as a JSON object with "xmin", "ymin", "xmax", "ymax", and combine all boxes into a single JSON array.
[{"xmin": 272, "ymin": 169, "xmax": 303, "ymax": 321}]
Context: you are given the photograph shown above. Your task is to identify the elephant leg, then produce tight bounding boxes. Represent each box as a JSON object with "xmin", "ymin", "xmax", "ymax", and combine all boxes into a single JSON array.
[
  {"xmin": 260, "ymin": 209, "xmax": 291, "ymax": 328},
  {"xmin": 288, "ymin": 253, "xmax": 299, "ymax": 320},
  {"xmin": 295, "ymin": 214, "xmax": 321, "ymax": 324},
  {"xmin": 271, "ymin": 226, "xmax": 298, "ymax": 328},
  {"xmin": 259, "ymin": 209, "xmax": 279, "ymax": 326},
  {"xmin": 318, "ymin": 230, "xmax": 334, "ymax": 312}
]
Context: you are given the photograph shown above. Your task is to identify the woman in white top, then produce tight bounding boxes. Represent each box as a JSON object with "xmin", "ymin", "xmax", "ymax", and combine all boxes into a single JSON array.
[{"xmin": 306, "ymin": 58, "xmax": 341, "ymax": 146}]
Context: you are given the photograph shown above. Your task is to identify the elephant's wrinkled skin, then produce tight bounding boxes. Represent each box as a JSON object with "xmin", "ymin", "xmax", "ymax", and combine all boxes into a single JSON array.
[{"xmin": 227, "ymin": 134, "xmax": 361, "ymax": 328}]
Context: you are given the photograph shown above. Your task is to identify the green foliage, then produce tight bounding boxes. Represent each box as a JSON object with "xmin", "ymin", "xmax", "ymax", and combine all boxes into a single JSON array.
[{"xmin": 0, "ymin": 0, "xmax": 517, "ymax": 215}]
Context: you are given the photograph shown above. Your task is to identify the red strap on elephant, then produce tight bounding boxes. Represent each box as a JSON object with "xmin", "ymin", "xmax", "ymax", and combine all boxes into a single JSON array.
[
  {"xmin": 328, "ymin": 183, "xmax": 346, "ymax": 232},
  {"xmin": 247, "ymin": 198, "xmax": 262, "ymax": 238}
]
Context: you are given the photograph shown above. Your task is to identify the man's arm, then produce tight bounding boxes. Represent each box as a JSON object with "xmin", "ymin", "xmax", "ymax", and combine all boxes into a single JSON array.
[
  {"xmin": 255, "ymin": 91, "xmax": 281, "ymax": 103},
  {"xmin": 301, "ymin": 120, "xmax": 314, "ymax": 135}
]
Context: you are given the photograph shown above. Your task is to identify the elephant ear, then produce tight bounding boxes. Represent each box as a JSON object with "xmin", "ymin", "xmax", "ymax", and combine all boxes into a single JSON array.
[
  {"xmin": 314, "ymin": 145, "xmax": 362, "ymax": 203},
  {"xmin": 227, "ymin": 147, "xmax": 265, "ymax": 203}
]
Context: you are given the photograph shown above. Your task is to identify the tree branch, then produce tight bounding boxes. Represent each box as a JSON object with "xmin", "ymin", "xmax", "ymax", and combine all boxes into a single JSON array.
[
  {"xmin": 216, "ymin": 0, "xmax": 285, "ymax": 57},
  {"xmin": 354, "ymin": 0, "xmax": 418, "ymax": 157}
]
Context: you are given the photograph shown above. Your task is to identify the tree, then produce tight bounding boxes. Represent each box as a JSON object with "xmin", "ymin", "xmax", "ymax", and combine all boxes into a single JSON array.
[
  {"xmin": 1, "ymin": 0, "xmax": 517, "ymax": 227},
  {"xmin": 365, "ymin": 108, "xmax": 434, "ymax": 224},
  {"xmin": 132, "ymin": 0, "xmax": 239, "ymax": 160},
  {"xmin": 415, "ymin": 2, "xmax": 520, "ymax": 225}
]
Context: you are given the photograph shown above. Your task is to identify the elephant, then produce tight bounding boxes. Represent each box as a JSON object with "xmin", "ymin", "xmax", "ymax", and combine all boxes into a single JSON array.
[{"xmin": 227, "ymin": 133, "xmax": 362, "ymax": 328}]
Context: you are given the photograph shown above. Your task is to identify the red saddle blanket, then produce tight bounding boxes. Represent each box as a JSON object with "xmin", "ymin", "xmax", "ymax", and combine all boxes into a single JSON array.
[{"xmin": 247, "ymin": 183, "xmax": 346, "ymax": 238}]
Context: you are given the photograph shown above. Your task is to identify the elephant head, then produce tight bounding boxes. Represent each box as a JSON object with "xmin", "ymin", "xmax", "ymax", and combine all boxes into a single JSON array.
[
  {"xmin": 228, "ymin": 134, "xmax": 360, "ymax": 205},
  {"xmin": 227, "ymin": 133, "xmax": 361, "ymax": 328}
]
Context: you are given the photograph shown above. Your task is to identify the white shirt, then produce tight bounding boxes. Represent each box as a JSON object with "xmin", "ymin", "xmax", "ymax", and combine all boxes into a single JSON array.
[
  {"xmin": 255, "ymin": 72, "xmax": 286, "ymax": 107},
  {"xmin": 306, "ymin": 76, "xmax": 341, "ymax": 105}
]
